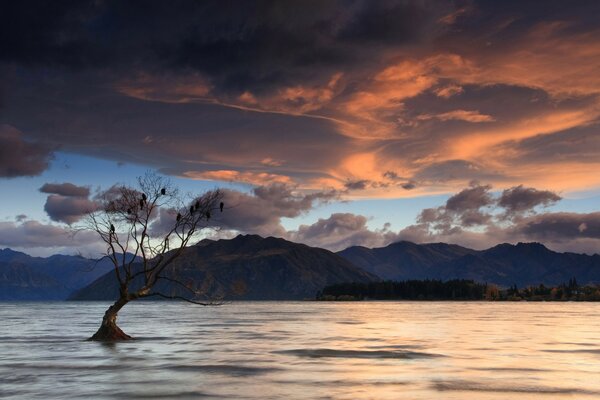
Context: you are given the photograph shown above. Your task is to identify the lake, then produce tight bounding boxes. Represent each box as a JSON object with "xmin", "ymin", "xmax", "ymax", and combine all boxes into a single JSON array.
[{"xmin": 1, "ymin": 301, "xmax": 600, "ymax": 399}]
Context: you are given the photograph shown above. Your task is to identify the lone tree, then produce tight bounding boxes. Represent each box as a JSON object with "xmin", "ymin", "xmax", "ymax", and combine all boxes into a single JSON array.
[{"xmin": 85, "ymin": 172, "xmax": 224, "ymax": 341}]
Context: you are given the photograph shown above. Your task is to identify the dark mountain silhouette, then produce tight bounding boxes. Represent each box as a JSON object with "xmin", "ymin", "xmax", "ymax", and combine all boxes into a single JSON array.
[
  {"xmin": 338, "ymin": 241, "xmax": 475, "ymax": 280},
  {"xmin": 70, "ymin": 234, "xmax": 377, "ymax": 301},
  {"xmin": 338, "ymin": 241, "xmax": 600, "ymax": 287},
  {"xmin": 0, "ymin": 248, "xmax": 134, "ymax": 300}
]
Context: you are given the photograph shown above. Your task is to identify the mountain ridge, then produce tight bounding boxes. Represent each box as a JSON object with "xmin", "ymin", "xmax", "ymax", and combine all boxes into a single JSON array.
[
  {"xmin": 70, "ymin": 234, "xmax": 376, "ymax": 301},
  {"xmin": 338, "ymin": 240, "xmax": 600, "ymax": 287}
]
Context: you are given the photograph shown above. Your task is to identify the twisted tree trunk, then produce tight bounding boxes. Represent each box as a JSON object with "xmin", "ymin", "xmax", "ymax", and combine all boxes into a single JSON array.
[{"xmin": 88, "ymin": 296, "xmax": 132, "ymax": 341}]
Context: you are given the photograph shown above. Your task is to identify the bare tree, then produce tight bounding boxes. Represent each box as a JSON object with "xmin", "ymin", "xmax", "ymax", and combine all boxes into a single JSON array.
[{"xmin": 85, "ymin": 172, "xmax": 224, "ymax": 341}]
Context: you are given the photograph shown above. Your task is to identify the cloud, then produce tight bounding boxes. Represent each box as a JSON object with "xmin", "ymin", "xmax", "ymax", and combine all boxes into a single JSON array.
[
  {"xmin": 39, "ymin": 182, "xmax": 90, "ymax": 197},
  {"xmin": 0, "ymin": 125, "xmax": 53, "ymax": 178},
  {"xmin": 2, "ymin": 0, "xmax": 600, "ymax": 198},
  {"xmin": 434, "ymin": 84, "xmax": 464, "ymax": 98},
  {"xmin": 417, "ymin": 109, "xmax": 495, "ymax": 123},
  {"xmin": 212, "ymin": 183, "xmax": 339, "ymax": 237},
  {"xmin": 512, "ymin": 212, "xmax": 600, "ymax": 241},
  {"xmin": 498, "ymin": 185, "xmax": 561, "ymax": 216},
  {"xmin": 183, "ymin": 170, "xmax": 292, "ymax": 186},
  {"xmin": 39, "ymin": 182, "xmax": 98, "ymax": 224},
  {"xmin": 43, "ymin": 195, "xmax": 99, "ymax": 225},
  {"xmin": 289, "ymin": 213, "xmax": 400, "ymax": 252},
  {"xmin": 385, "ymin": 183, "xmax": 600, "ymax": 254},
  {"xmin": 0, "ymin": 220, "xmax": 99, "ymax": 250},
  {"xmin": 445, "ymin": 183, "xmax": 494, "ymax": 212}
]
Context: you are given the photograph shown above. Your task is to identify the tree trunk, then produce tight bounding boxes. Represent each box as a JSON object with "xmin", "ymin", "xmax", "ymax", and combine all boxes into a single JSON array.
[{"xmin": 88, "ymin": 296, "xmax": 132, "ymax": 341}]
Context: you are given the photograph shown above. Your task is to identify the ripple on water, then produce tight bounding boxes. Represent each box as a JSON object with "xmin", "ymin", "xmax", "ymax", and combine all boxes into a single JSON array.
[
  {"xmin": 274, "ymin": 348, "xmax": 442, "ymax": 359},
  {"xmin": 432, "ymin": 380, "xmax": 600, "ymax": 395},
  {"xmin": 165, "ymin": 364, "xmax": 283, "ymax": 376}
]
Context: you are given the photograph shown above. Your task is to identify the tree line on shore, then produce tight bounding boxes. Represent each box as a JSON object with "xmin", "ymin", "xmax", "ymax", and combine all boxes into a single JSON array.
[{"xmin": 317, "ymin": 278, "xmax": 600, "ymax": 301}]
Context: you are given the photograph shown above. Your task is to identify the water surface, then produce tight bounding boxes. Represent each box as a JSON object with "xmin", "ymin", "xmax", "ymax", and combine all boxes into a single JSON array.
[{"xmin": 1, "ymin": 301, "xmax": 600, "ymax": 399}]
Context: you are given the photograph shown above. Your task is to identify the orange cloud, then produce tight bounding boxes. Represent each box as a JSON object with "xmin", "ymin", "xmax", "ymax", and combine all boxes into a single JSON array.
[
  {"xmin": 116, "ymin": 72, "xmax": 212, "ymax": 103},
  {"xmin": 183, "ymin": 170, "xmax": 292, "ymax": 186},
  {"xmin": 418, "ymin": 110, "xmax": 495, "ymax": 123}
]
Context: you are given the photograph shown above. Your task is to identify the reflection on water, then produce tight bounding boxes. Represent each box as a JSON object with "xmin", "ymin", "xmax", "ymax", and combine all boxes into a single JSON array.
[{"xmin": 1, "ymin": 301, "xmax": 600, "ymax": 399}]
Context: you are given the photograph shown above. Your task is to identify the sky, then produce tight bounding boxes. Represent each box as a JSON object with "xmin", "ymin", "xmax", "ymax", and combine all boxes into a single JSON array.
[{"xmin": 1, "ymin": 0, "xmax": 600, "ymax": 256}]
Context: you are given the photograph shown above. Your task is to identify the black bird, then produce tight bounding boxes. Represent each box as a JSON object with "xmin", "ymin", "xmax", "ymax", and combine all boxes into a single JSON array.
[
  {"xmin": 161, "ymin": 188, "xmax": 166, "ymax": 195},
  {"xmin": 176, "ymin": 213, "xmax": 182, "ymax": 222},
  {"xmin": 142, "ymin": 193, "xmax": 147, "ymax": 201},
  {"xmin": 127, "ymin": 208, "xmax": 131, "ymax": 214},
  {"xmin": 110, "ymin": 224, "xmax": 115, "ymax": 233},
  {"xmin": 220, "ymin": 202, "xmax": 224, "ymax": 212},
  {"xmin": 206, "ymin": 211, "xmax": 211, "ymax": 220}
]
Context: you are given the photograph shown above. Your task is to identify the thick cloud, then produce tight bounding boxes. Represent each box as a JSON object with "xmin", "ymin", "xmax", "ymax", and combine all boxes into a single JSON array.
[
  {"xmin": 498, "ymin": 185, "xmax": 561, "ymax": 215},
  {"xmin": 514, "ymin": 212, "xmax": 600, "ymax": 241},
  {"xmin": 445, "ymin": 184, "xmax": 493, "ymax": 212},
  {"xmin": 2, "ymin": 0, "xmax": 600, "ymax": 202},
  {"xmin": 0, "ymin": 1, "xmax": 447, "ymax": 91},
  {"xmin": 0, "ymin": 126, "xmax": 53, "ymax": 178},
  {"xmin": 43, "ymin": 195, "xmax": 99, "ymax": 225},
  {"xmin": 39, "ymin": 182, "xmax": 98, "ymax": 224},
  {"xmin": 389, "ymin": 183, "xmax": 600, "ymax": 254},
  {"xmin": 212, "ymin": 183, "xmax": 338, "ymax": 237},
  {"xmin": 289, "ymin": 213, "xmax": 399, "ymax": 251}
]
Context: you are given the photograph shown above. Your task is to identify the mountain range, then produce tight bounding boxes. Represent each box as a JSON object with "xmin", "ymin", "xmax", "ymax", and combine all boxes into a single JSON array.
[
  {"xmin": 338, "ymin": 241, "xmax": 600, "ymax": 287},
  {"xmin": 2, "ymin": 235, "xmax": 600, "ymax": 301},
  {"xmin": 69, "ymin": 235, "xmax": 375, "ymax": 301}
]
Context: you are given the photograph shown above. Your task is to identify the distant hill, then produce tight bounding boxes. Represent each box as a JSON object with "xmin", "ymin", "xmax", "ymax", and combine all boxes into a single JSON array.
[
  {"xmin": 70, "ymin": 234, "xmax": 377, "ymax": 301},
  {"xmin": 0, "ymin": 248, "xmax": 134, "ymax": 300},
  {"xmin": 338, "ymin": 241, "xmax": 475, "ymax": 280},
  {"xmin": 338, "ymin": 241, "xmax": 600, "ymax": 287},
  {"xmin": 0, "ymin": 261, "xmax": 69, "ymax": 300}
]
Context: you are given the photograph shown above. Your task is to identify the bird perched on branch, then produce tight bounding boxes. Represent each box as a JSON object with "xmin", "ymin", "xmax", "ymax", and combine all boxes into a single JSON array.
[
  {"xmin": 176, "ymin": 213, "xmax": 182, "ymax": 222},
  {"xmin": 161, "ymin": 188, "xmax": 166, "ymax": 195},
  {"xmin": 220, "ymin": 202, "xmax": 224, "ymax": 212},
  {"xmin": 110, "ymin": 224, "xmax": 115, "ymax": 233}
]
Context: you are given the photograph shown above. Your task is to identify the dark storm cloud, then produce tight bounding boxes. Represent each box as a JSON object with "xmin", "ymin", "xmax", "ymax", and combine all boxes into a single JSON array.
[
  {"xmin": 0, "ymin": 126, "xmax": 53, "ymax": 178},
  {"xmin": 0, "ymin": 0, "xmax": 449, "ymax": 94},
  {"xmin": 3, "ymin": 75, "xmax": 353, "ymax": 182},
  {"xmin": 39, "ymin": 182, "xmax": 90, "ymax": 197},
  {"xmin": 2, "ymin": 0, "xmax": 600, "ymax": 198}
]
